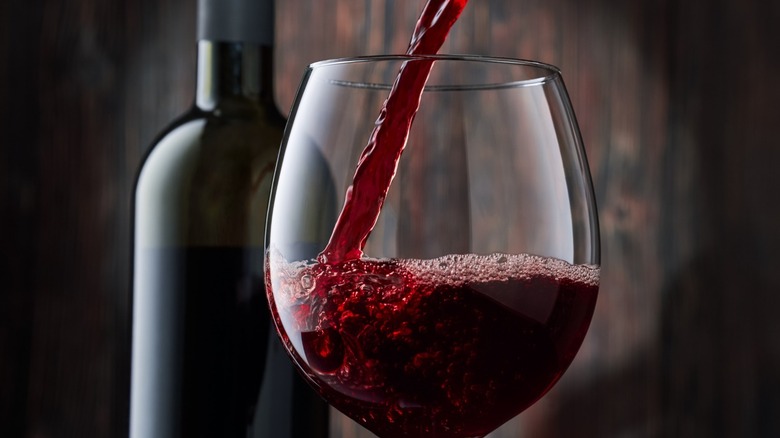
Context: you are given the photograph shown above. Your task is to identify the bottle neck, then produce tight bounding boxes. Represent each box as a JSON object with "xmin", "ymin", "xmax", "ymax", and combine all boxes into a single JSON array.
[{"xmin": 195, "ymin": 41, "xmax": 275, "ymax": 112}]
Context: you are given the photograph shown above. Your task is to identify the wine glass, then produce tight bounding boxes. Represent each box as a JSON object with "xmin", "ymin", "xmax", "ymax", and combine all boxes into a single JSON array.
[{"xmin": 265, "ymin": 55, "xmax": 600, "ymax": 438}]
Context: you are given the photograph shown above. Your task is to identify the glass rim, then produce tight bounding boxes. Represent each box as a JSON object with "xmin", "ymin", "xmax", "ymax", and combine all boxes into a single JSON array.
[{"xmin": 306, "ymin": 54, "xmax": 563, "ymax": 90}]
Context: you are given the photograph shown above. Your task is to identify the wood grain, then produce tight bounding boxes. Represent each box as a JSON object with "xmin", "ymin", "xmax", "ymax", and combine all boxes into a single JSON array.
[{"xmin": 1, "ymin": 0, "xmax": 778, "ymax": 436}]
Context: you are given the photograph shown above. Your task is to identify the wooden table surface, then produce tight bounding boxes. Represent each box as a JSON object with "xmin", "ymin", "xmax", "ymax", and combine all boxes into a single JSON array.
[{"xmin": 1, "ymin": 0, "xmax": 779, "ymax": 436}]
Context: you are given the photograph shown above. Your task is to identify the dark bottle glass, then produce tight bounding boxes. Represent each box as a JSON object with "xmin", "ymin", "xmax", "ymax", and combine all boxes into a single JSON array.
[{"xmin": 130, "ymin": 0, "xmax": 330, "ymax": 436}]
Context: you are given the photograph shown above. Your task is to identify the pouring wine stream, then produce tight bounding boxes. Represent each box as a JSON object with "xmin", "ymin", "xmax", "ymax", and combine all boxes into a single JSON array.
[{"xmin": 318, "ymin": 0, "xmax": 469, "ymax": 264}]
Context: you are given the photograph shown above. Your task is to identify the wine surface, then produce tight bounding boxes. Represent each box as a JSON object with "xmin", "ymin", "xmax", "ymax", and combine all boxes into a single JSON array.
[{"xmin": 268, "ymin": 253, "xmax": 599, "ymax": 437}]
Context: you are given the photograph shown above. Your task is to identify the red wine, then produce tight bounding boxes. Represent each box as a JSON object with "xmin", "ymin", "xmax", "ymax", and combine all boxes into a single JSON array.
[
  {"xmin": 269, "ymin": 0, "xmax": 598, "ymax": 436},
  {"xmin": 319, "ymin": 0, "xmax": 469, "ymax": 264},
  {"xmin": 268, "ymin": 253, "xmax": 598, "ymax": 437}
]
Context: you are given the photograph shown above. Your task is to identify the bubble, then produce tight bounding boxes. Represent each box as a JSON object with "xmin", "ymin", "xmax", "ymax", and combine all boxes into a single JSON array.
[
  {"xmin": 395, "ymin": 251, "xmax": 599, "ymax": 287},
  {"xmin": 300, "ymin": 273, "xmax": 315, "ymax": 292}
]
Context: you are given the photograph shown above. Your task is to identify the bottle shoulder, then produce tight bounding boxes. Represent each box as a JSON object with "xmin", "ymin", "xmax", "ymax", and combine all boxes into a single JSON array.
[
  {"xmin": 147, "ymin": 101, "xmax": 285, "ymax": 146},
  {"xmin": 138, "ymin": 103, "xmax": 284, "ymax": 176},
  {"xmin": 134, "ymin": 104, "xmax": 284, "ymax": 248}
]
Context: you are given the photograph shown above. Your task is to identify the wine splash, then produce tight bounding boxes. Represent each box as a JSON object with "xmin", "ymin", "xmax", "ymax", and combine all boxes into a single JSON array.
[{"xmin": 318, "ymin": 0, "xmax": 469, "ymax": 264}]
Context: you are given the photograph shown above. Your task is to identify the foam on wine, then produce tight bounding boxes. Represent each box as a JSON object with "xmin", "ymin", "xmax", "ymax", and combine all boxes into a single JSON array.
[
  {"xmin": 399, "ymin": 252, "xmax": 599, "ymax": 288},
  {"xmin": 273, "ymin": 252, "xmax": 598, "ymax": 313}
]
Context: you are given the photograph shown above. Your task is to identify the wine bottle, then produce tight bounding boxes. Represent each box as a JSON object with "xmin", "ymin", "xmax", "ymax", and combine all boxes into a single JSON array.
[{"xmin": 130, "ymin": 0, "xmax": 330, "ymax": 436}]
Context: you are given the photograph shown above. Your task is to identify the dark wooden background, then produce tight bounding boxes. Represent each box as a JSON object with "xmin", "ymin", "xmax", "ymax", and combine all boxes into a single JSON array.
[{"xmin": 2, "ymin": 0, "xmax": 779, "ymax": 436}]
